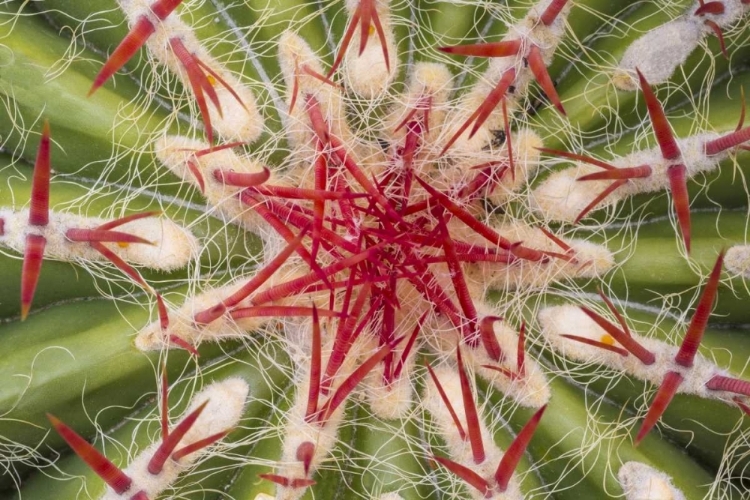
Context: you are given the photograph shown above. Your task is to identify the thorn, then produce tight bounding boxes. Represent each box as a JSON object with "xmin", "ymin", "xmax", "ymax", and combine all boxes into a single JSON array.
[
  {"xmin": 706, "ymin": 375, "xmax": 750, "ymax": 397},
  {"xmin": 597, "ymin": 289, "xmax": 631, "ymax": 338},
  {"xmin": 186, "ymin": 158, "xmax": 206, "ymax": 193},
  {"xmin": 635, "ymin": 371, "xmax": 684, "ymax": 446},
  {"xmin": 527, "ymin": 45, "xmax": 566, "ymax": 116},
  {"xmin": 495, "ymin": 405, "xmax": 547, "ymax": 491},
  {"xmin": 304, "ymin": 305, "xmax": 321, "ymax": 422},
  {"xmin": 89, "ymin": 241, "xmax": 147, "ymax": 288},
  {"xmin": 97, "ymin": 210, "xmax": 161, "ymax": 231},
  {"xmin": 539, "ymin": 0, "xmax": 569, "ymax": 25},
  {"xmin": 432, "ymin": 455, "xmax": 492, "ymax": 497},
  {"xmin": 516, "ymin": 321, "xmax": 526, "ymax": 378},
  {"xmin": 424, "ymin": 360, "xmax": 466, "ymax": 440},
  {"xmin": 65, "ymin": 228, "xmax": 153, "ymax": 246},
  {"xmin": 502, "ymin": 99, "xmax": 515, "ymax": 180},
  {"xmin": 573, "ymin": 179, "xmax": 628, "ymax": 224},
  {"xmin": 536, "ymin": 146, "xmax": 617, "ymax": 171},
  {"xmin": 328, "ymin": 0, "xmax": 390, "ymax": 77},
  {"xmin": 561, "ymin": 334, "xmax": 630, "ymax": 356},
  {"xmin": 229, "ymin": 306, "xmax": 340, "ymax": 320},
  {"xmin": 666, "ymin": 164, "xmax": 691, "ymax": 253},
  {"xmin": 636, "ymin": 68, "xmax": 680, "ymax": 160},
  {"xmin": 577, "ymin": 165, "xmax": 652, "ymax": 181},
  {"xmin": 438, "ymin": 40, "xmax": 521, "ymax": 58},
  {"xmin": 160, "ymin": 363, "xmax": 169, "ymax": 440},
  {"xmin": 704, "ymin": 20, "xmax": 728, "ymax": 58},
  {"xmin": 172, "ymin": 429, "xmax": 231, "ymax": 461},
  {"xmin": 259, "ymin": 473, "xmax": 316, "ymax": 488},
  {"xmin": 129, "ymin": 491, "xmax": 150, "ymax": 500},
  {"xmin": 456, "ymin": 345, "xmax": 485, "ymax": 464},
  {"xmin": 193, "ymin": 303, "xmax": 226, "ymax": 325},
  {"xmin": 392, "ymin": 311, "xmax": 427, "ymax": 381},
  {"xmin": 737, "ymin": 87, "xmax": 746, "ymax": 132},
  {"xmin": 296, "ymin": 441, "xmax": 315, "ymax": 475},
  {"xmin": 213, "ymin": 167, "xmax": 271, "ymax": 188},
  {"xmin": 89, "ymin": 17, "xmax": 156, "ymax": 96},
  {"xmin": 150, "ymin": 0, "xmax": 184, "ymax": 20},
  {"xmin": 579, "ymin": 306, "xmax": 655, "ymax": 364},
  {"xmin": 734, "ymin": 397, "xmax": 750, "ymax": 416},
  {"xmin": 478, "ymin": 316, "xmax": 504, "ymax": 363},
  {"xmin": 148, "ymin": 401, "xmax": 208, "ymax": 474},
  {"xmin": 168, "ymin": 334, "xmax": 200, "ymax": 356},
  {"xmin": 704, "ymin": 125, "xmax": 750, "ymax": 155},
  {"xmin": 47, "ymin": 414, "xmax": 132, "ymax": 494},
  {"xmin": 20, "ymin": 234, "xmax": 46, "ymax": 321},
  {"xmin": 30, "ymin": 120, "xmax": 51, "ymax": 227},
  {"xmin": 440, "ymin": 67, "xmax": 516, "ymax": 155},
  {"xmin": 674, "ymin": 251, "xmax": 724, "ymax": 367},
  {"xmin": 695, "ymin": 1, "xmax": 725, "ymax": 16}
]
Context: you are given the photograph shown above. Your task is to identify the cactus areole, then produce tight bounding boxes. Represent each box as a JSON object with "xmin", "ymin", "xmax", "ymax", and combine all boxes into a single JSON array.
[{"xmin": 1, "ymin": 0, "xmax": 750, "ymax": 499}]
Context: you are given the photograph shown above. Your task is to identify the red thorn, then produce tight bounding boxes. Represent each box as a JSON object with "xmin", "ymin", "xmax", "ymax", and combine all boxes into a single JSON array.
[
  {"xmin": 502, "ymin": 99, "xmax": 515, "ymax": 180},
  {"xmin": 47, "ymin": 414, "xmax": 132, "ymax": 494},
  {"xmin": 438, "ymin": 40, "xmax": 521, "ymax": 58},
  {"xmin": 478, "ymin": 316, "xmax": 504, "ymax": 363},
  {"xmin": 734, "ymin": 397, "xmax": 750, "ymax": 416},
  {"xmin": 432, "ymin": 455, "xmax": 492, "ymax": 497},
  {"xmin": 704, "ymin": 125, "xmax": 750, "ymax": 156},
  {"xmin": 704, "ymin": 20, "xmax": 728, "ymax": 58},
  {"xmin": 674, "ymin": 251, "xmax": 724, "ymax": 367},
  {"xmin": 598, "ymin": 289, "xmax": 631, "ymax": 338},
  {"xmin": 695, "ymin": 1, "xmax": 725, "ymax": 16},
  {"xmin": 539, "ymin": 227, "xmax": 572, "ymax": 253},
  {"xmin": 540, "ymin": 0, "xmax": 569, "ymax": 25},
  {"xmin": 20, "ymin": 234, "xmax": 46, "ymax": 321},
  {"xmin": 193, "ymin": 303, "xmax": 226, "ymax": 325},
  {"xmin": 317, "ymin": 340, "xmax": 397, "ymax": 424},
  {"xmin": 296, "ymin": 441, "xmax": 315, "ymax": 475},
  {"xmin": 65, "ymin": 228, "xmax": 153, "ymax": 246},
  {"xmin": 151, "ymin": 0, "xmax": 183, "ymax": 20},
  {"xmin": 328, "ymin": 0, "xmax": 390, "ymax": 77},
  {"xmin": 29, "ymin": 120, "xmax": 51, "ymax": 227},
  {"xmin": 737, "ymin": 87, "xmax": 746, "ymax": 132},
  {"xmin": 89, "ymin": 17, "xmax": 155, "ymax": 96},
  {"xmin": 527, "ymin": 45, "xmax": 566, "ymax": 116},
  {"xmin": 304, "ymin": 94, "xmax": 331, "ymax": 146},
  {"xmin": 481, "ymin": 364, "xmax": 518, "ymax": 381},
  {"xmin": 89, "ymin": 241, "xmax": 147, "ymax": 288},
  {"xmin": 666, "ymin": 164, "xmax": 691, "ymax": 253},
  {"xmin": 516, "ymin": 322, "xmax": 526, "ymax": 378},
  {"xmin": 495, "ymin": 405, "xmax": 547, "ymax": 491},
  {"xmin": 97, "ymin": 210, "xmax": 161, "ymax": 231},
  {"xmin": 220, "ymin": 225, "xmax": 310, "ymax": 309},
  {"xmin": 580, "ymin": 306, "xmax": 655, "ymax": 364},
  {"xmin": 130, "ymin": 491, "xmax": 150, "ymax": 500},
  {"xmin": 561, "ymin": 334, "xmax": 630, "ymax": 357},
  {"xmin": 636, "ymin": 68, "xmax": 680, "ymax": 160},
  {"xmin": 706, "ymin": 375, "xmax": 750, "ymax": 397},
  {"xmin": 186, "ymin": 158, "xmax": 206, "ymax": 193},
  {"xmin": 305, "ymin": 305, "xmax": 321, "ymax": 422},
  {"xmin": 168, "ymin": 334, "xmax": 200, "ymax": 356},
  {"xmin": 392, "ymin": 311, "xmax": 427, "ymax": 381},
  {"xmin": 440, "ymin": 67, "xmax": 516, "ymax": 155},
  {"xmin": 160, "ymin": 363, "xmax": 169, "ymax": 440},
  {"xmin": 230, "ymin": 306, "xmax": 340, "ymax": 321},
  {"xmin": 536, "ymin": 146, "xmax": 617, "ymax": 171},
  {"xmin": 169, "ymin": 37, "xmax": 219, "ymax": 144},
  {"xmin": 172, "ymin": 429, "xmax": 231, "ymax": 461},
  {"xmin": 289, "ymin": 63, "xmax": 301, "ymax": 115},
  {"xmin": 191, "ymin": 141, "xmax": 246, "ymax": 158},
  {"xmin": 301, "ymin": 63, "xmax": 341, "ymax": 90},
  {"xmin": 577, "ymin": 165, "xmax": 652, "ymax": 181},
  {"xmin": 425, "ymin": 361, "xmax": 466, "ymax": 440},
  {"xmin": 148, "ymin": 400, "xmax": 208, "ymax": 474},
  {"xmin": 456, "ymin": 345, "xmax": 485, "ymax": 465},
  {"xmin": 0, "ymin": 218, "xmax": 4, "ymax": 236},
  {"xmin": 573, "ymin": 179, "xmax": 628, "ymax": 224},
  {"xmin": 194, "ymin": 57, "xmax": 248, "ymax": 111},
  {"xmin": 635, "ymin": 371, "xmax": 683, "ymax": 446},
  {"xmin": 259, "ymin": 474, "xmax": 316, "ymax": 489},
  {"xmin": 214, "ymin": 167, "xmax": 270, "ymax": 188}
]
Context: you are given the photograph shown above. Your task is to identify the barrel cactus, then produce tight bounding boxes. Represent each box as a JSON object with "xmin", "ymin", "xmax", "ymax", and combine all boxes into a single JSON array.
[{"xmin": 2, "ymin": 0, "xmax": 750, "ymax": 498}]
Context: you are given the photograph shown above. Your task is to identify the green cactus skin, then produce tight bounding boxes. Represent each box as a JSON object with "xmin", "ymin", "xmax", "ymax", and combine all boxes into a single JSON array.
[{"xmin": 1, "ymin": 0, "xmax": 750, "ymax": 499}]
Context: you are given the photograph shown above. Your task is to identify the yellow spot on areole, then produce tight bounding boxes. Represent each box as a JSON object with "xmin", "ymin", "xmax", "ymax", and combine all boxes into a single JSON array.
[
  {"xmin": 117, "ymin": 242, "xmax": 130, "ymax": 249},
  {"xmin": 600, "ymin": 334, "xmax": 615, "ymax": 346},
  {"xmin": 368, "ymin": 25, "xmax": 375, "ymax": 37},
  {"xmin": 207, "ymin": 74, "xmax": 217, "ymax": 86}
]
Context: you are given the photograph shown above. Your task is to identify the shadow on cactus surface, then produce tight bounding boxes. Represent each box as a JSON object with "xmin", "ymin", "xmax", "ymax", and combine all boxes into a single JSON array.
[{"xmin": 3, "ymin": 0, "xmax": 750, "ymax": 498}]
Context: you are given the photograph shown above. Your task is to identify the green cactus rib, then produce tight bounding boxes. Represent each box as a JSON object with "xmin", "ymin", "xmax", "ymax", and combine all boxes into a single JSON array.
[{"xmin": 1, "ymin": 0, "xmax": 750, "ymax": 499}]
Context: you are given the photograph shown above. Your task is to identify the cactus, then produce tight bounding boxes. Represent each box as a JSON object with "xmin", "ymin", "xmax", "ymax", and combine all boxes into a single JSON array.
[{"xmin": 1, "ymin": 0, "xmax": 750, "ymax": 498}]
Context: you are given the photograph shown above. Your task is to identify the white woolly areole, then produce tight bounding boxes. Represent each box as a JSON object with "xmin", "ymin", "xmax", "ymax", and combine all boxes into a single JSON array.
[
  {"xmin": 100, "ymin": 377, "xmax": 249, "ymax": 500},
  {"xmin": 341, "ymin": 0, "xmax": 398, "ymax": 98},
  {"xmin": 441, "ymin": 0, "xmax": 571, "ymax": 155},
  {"xmin": 531, "ymin": 133, "xmax": 724, "ymax": 223},
  {"xmin": 0, "ymin": 208, "xmax": 197, "ymax": 271},
  {"xmin": 725, "ymin": 245, "xmax": 750, "ymax": 278},
  {"xmin": 378, "ymin": 494, "xmax": 405, "ymax": 500},
  {"xmin": 155, "ymin": 135, "xmax": 279, "ymax": 232},
  {"xmin": 116, "ymin": 0, "xmax": 262, "ymax": 142},
  {"xmin": 423, "ymin": 366, "xmax": 523, "ymax": 500},
  {"xmin": 615, "ymin": 1, "xmax": 750, "ymax": 90},
  {"xmin": 538, "ymin": 305, "xmax": 741, "ymax": 402},
  {"xmin": 618, "ymin": 462, "xmax": 686, "ymax": 500}
]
